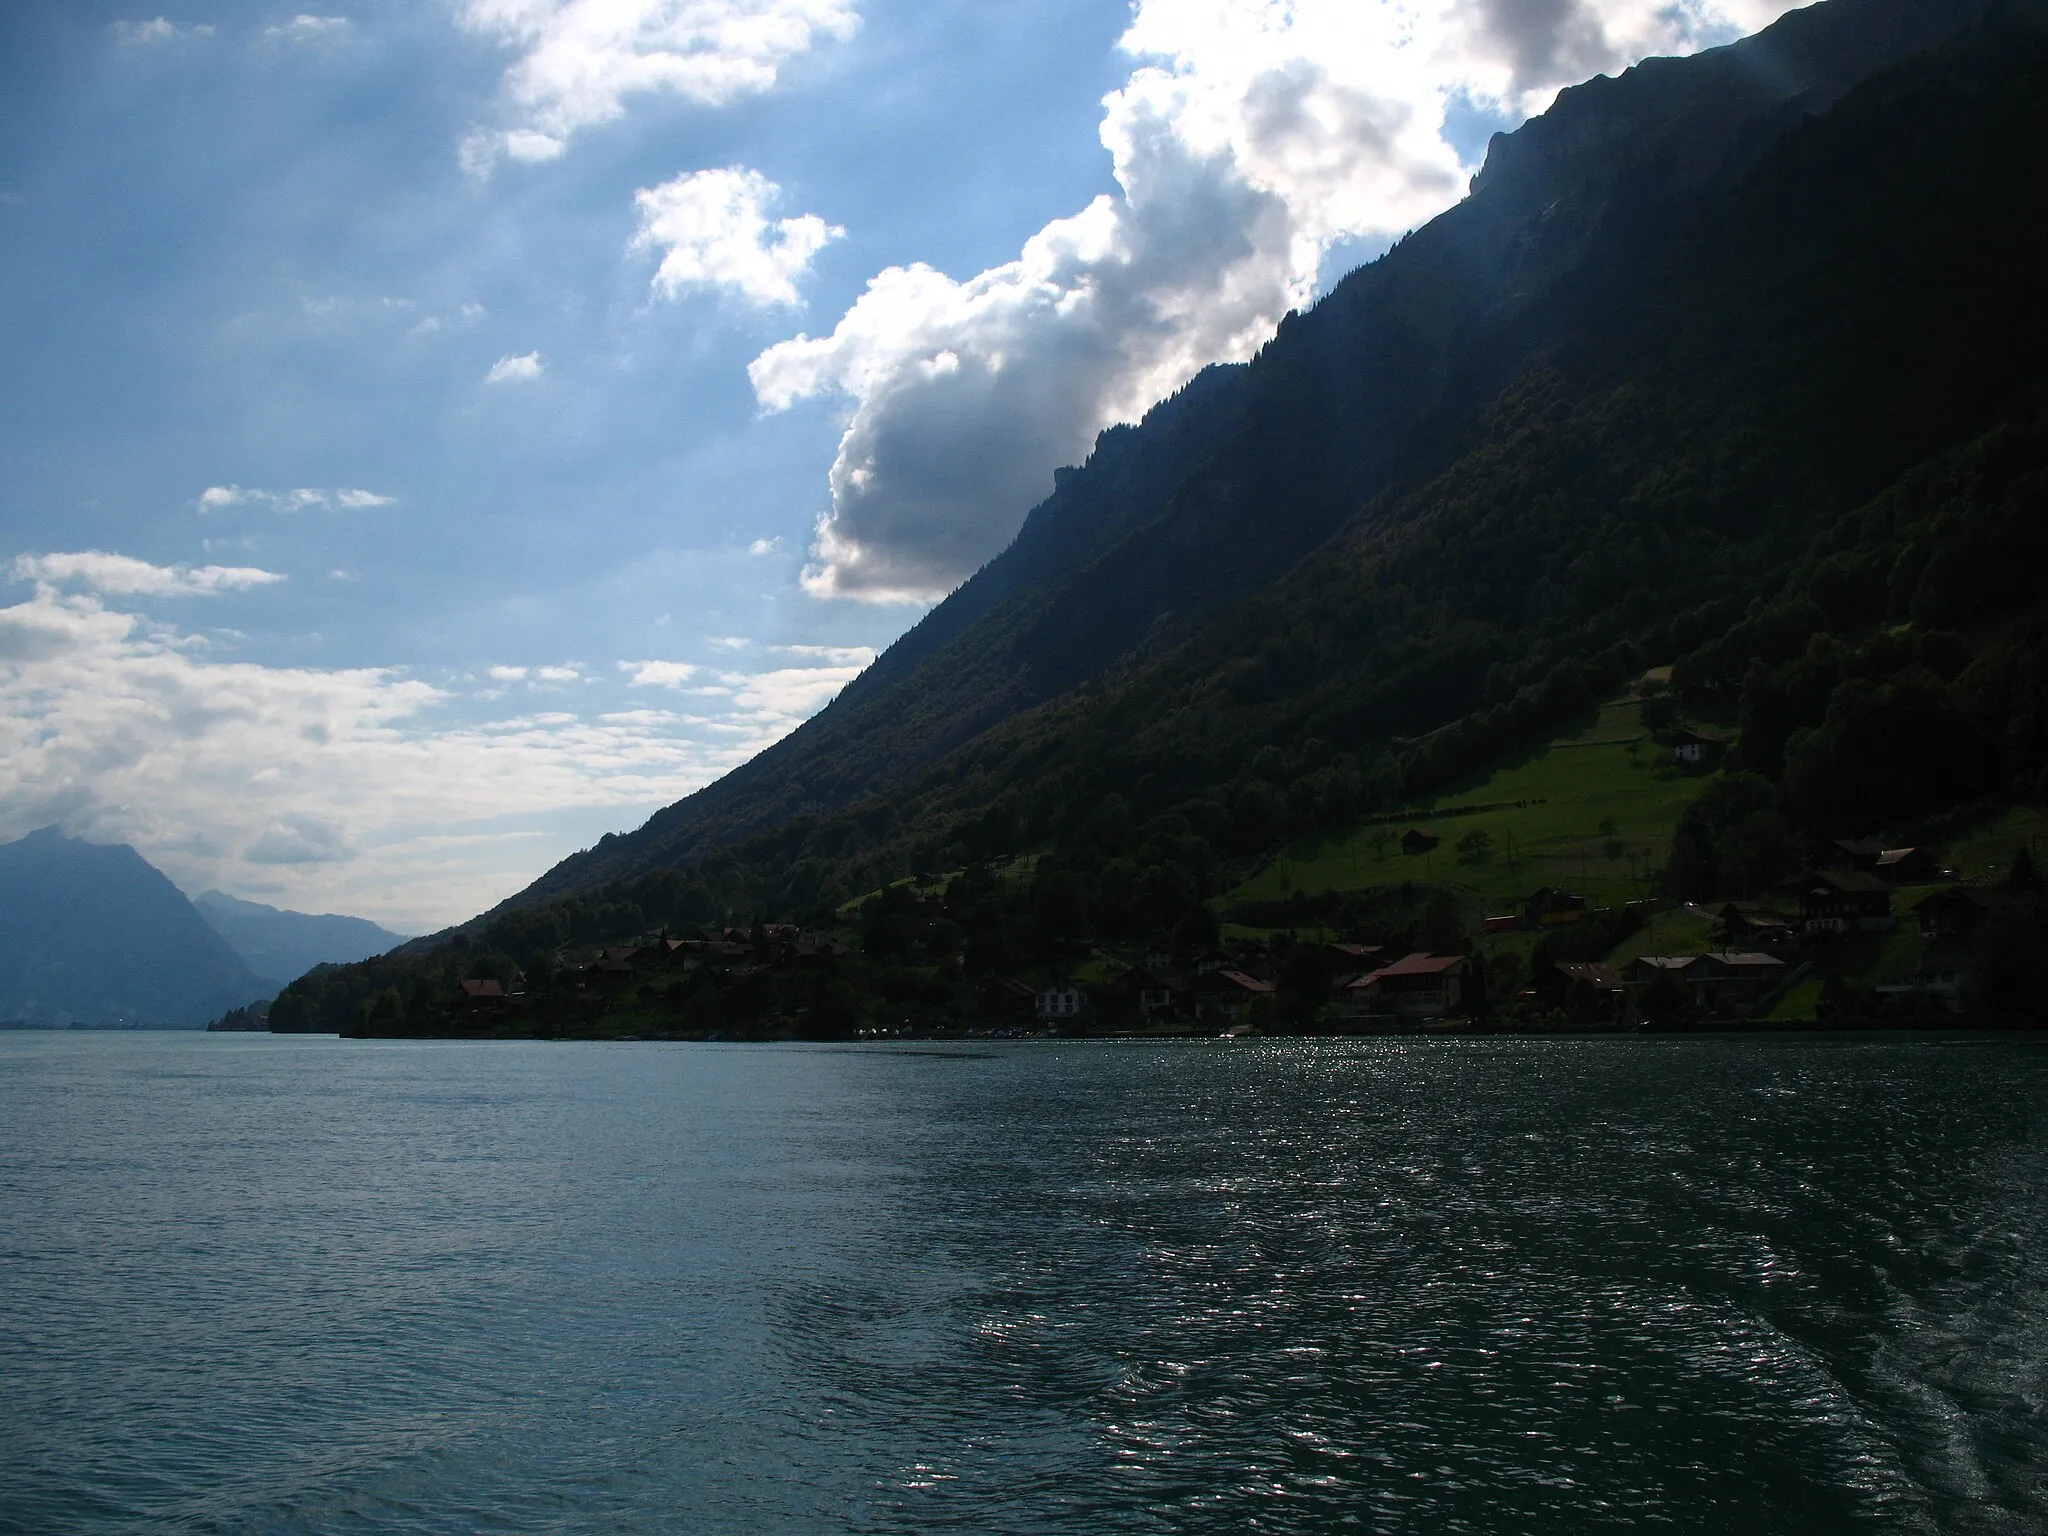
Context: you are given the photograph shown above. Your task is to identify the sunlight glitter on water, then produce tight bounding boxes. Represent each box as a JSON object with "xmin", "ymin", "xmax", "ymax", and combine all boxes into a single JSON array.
[{"xmin": 1, "ymin": 1032, "xmax": 2045, "ymax": 1534}]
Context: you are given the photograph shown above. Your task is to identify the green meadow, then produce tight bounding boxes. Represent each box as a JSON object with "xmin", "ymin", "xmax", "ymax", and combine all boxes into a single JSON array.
[{"xmin": 1231, "ymin": 697, "xmax": 1713, "ymax": 917}]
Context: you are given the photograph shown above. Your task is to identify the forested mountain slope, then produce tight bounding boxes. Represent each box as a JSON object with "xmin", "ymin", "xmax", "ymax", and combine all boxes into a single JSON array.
[
  {"xmin": 500, "ymin": 0, "xmax": 1993, "ymax": 914},
  {"xmin": 290, "ymin": 0, "xmax": 2048, "ymax": 1033}
]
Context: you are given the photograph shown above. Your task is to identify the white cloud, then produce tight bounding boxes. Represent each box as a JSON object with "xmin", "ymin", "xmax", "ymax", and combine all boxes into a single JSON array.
[
  {"xmin": 457, "ymin": 0, "xmax": 859, "ymax": 169},
  {"xmin": 753, "ymin": 0, "xmax": 1802, "ymax": 602},
  {"xmin": 747, "ymin": 535, "xmax": 784, "ymax": 555},
  {"xmin": 632, "ymin": 167, "xmax": 841, "ymax": 306},
  {"xmin": 244, "ymin": 816, "xmax": 354, "ymax": 865},
  {"xmin": 263, "ymin": 15, "xmax": 351, "ymax": 41},
  {"xmin": 115, "ymin": 17, "xmax": 215, "ymax": 44},
  {"xmin": 13, "ymin": 551, "xmax": 286, "ymax": 598},
  {"xmin": 534, "ymin": 664, "xmax": 581, "ymax": 682},
  {"xmin": 486, "ymin": 351, "xmax": 544, "ymax": 383},
  {"xmin": 489, "ymin": 665, "xmax": 529, "ymax": 681},
  {"xmin": 0, "ymin": 587, "xmax": 873, "ymax": 927},
  {"xmin": 199, "ymin": 484, "xmax": 393, "ymax": 512},
  {"xmin": 622, "ymin": 659, "xmax": 698, "ymax": 687}
]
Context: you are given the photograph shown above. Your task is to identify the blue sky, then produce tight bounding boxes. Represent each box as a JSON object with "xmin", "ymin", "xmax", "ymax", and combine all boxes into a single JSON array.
[{"xmin": 0, "ymin": 0, "xmax": 1797, "ymax": 928}]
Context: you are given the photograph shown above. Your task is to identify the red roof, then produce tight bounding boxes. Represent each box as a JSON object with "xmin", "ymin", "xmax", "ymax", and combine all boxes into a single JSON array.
[
  {"xmin": 460, "ymin": 978, "xmax": 505, "ymax": 998},
  {"xmin": 1374, "ymin": 952, "xmax": 1466, "ymax": 978},
  {"xmin": 1214, "ymin": 970, "xmax": 1274, "ymax": 993}
]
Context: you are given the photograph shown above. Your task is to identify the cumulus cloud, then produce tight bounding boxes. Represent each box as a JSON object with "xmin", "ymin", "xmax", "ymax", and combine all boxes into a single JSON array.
[
  {"xmin": 457, "ymin": 0, "xmax": 859, "ymax": 170},
  {"xmin": 486, "ymin": 351, "xmax": 544, "ymax": 383},
  {"xmin": 621, "ymin": 659, "xmax": 699, "ymax": 687},
  {"xmin": 747, "ymin": 535, "xmax": 784, "ymax": 555},
  {"xmin": 753, "ymin": 0, "xmax": 1802, "ymax": 602},
  {"xmin": 13, "ymin": 551, "xmax": 285, "ymax": 598},
  {"xmin": 0, "ymin": 586, "xmax": 876, "ymax": 927},
  {"xmin": 199, "ymin": 484, "xmax": 394, "ymax": 511},
  {"xmin": 632, "ymin": 167, "xmax": 841, "ymax": 305}
]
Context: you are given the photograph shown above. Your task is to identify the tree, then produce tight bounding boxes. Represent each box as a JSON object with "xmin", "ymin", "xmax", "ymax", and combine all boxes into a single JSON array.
[
  {"xmin": 1457, "ymin": 828, "xmax": 1494, "ymax": 864},
  {"xmin": 1665, "ymin": 772, "xmax": 1800, "ymax": 900},
  {"xmin": 2009, "ymin": 846, "xmax": 2043, "ymax": 892}
]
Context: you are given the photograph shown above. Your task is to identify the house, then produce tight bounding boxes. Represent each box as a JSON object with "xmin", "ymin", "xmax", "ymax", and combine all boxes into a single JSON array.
[
  {"xmin": 1696, "ymin": 951, "xmax": 1787, "ymax": 1010},
  {"xmin": 1349, "ymin": 953, "xmax": 1468, "ymax": 1019},
  {"xmin": 1874, "ymin": 847, "xmax": 1940, "ymax": 885},
  {"xmin": 1716, "ymin": 901, "xmax": 1797, "ymax": 947},
  {"xmin": 1401, "ymin": 828, "xmax": 1441, "ymax": 856},
  {"xmin": 1627, "ymin": 955, "xmax": 1700, "ymax": 989},
  {"xmin": 1827, "ymin": 839, "xmax": 1888, "ymax": 874},
  {"xmin": 1523, "ymin": 888, "xmax": 1588, "ymax": 927},
  {"xmin": 1672, "ymin": 728, "xmax": 1725, "ymax": 766},
  {"xmin": 1119, "ymin": 968, "xmax": 1188, "ymax": 1019},
  {"xmin": 1627, "ymin": 952, "xmax": 1786, "ymax": 1013},
  {"xmin": 1035, "ymin": 983, "xmax": 1085, "ymax": 1021},
  {"xmin": 1532, "ymin": 962, "xmax": 1627, "ymax": 1015},
  {"xmin": 1798, "ymin": 869, "xmax": 1894, "ymax": 934},
  {"xmin": 997, "ymin": 977, "xmax": 1039, "ymax": 1020},
  {"xmin": 1913, "ymin": 886, "xmax": 2011, "ymax": 941},
  {"xmin": 1193, "ymin": 969, "xmax": 1274, "ymax": 1020},
  {"xmin": 1196, "ymin": 969, "xmax": 1273, "ymax": 999},
  {"xmin": 459, "ymin": 977, "xmax": 508, "ymax": 1004},
  {"xmin": 1481, "ymin": 914, "xmax": 1522, "ymax": 935}
]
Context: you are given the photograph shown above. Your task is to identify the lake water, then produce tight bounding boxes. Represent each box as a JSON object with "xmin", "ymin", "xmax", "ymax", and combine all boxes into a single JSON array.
[{"xmin": 2, "ymin": 1032, "xmax": 2045, "ymax": 1534}]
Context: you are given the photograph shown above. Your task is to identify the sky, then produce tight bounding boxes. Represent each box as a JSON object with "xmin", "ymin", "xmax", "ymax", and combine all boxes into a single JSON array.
[{"xmin": 0, "ymin": 0, "xmax": 1802, "ymax": 931}]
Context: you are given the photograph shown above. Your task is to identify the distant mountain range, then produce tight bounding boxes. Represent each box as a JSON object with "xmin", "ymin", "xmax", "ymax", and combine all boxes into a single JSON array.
[
  {"xmin": 192, "ymin": 890, "xmax": 407, "ymax": 988},
  {"xmin": 0, "ymin": 828, "xmax": 406, "ymax": 1028}
]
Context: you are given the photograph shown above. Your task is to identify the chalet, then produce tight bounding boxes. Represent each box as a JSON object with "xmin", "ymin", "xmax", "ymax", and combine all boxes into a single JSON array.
[
  {"xmin": 1035, "ymin": 983, "xmax": 1085, "ymax": 1022},
  {"xmin": 1716, "ymin": 901, "xmax": 1796, "ymax": 947},
  {"xmin": 1197, "ymin": 969, "xmax": 1274, "ymax": 999},
  {"xmin": 1532, "ymin": 962, "xmax": 1627, "ymax": 1015},
  {"xmin": 1349, "ymin": 953, "xmax": 1468, "ymax": 1019},
  {"xmin": 1696, "ymin": 951, "xmax": 1787, "ymax": 1009},
  {"xmin": 1627, "ymin": 952, "xmax": 1785, "ymax": 1013},
  {"xmin": 1798, "ymin": 869, "xmax": 1894, "ymax": 934},
  {"xmin": 1913, "ymin": 886, "xmax": 2011, "ymax": 940},
  {"xmin": 1119, "ymin": 968, "xmax": 1189, "ymax": 1019},
  {"xmin": 1672, "ymin": 728, "xmax": 1725, "ymax": 766},
  {"xmin": 997, "ymin": 977, "xmax": 1039, "ymax": 1019},
  {"xmin": 1827, "ymin": 839, "xmax": 1887, "ymax": 874},
  {"xmin": 1524, "ymin": 888, "xmax": 1588, "ymax": 927},
  {"xmin": 1874, "ymin": 847, "xmax": 1940, "ymax": 885},
  {"xmin": 1401, "ymin": 828, "xmax": 1441, "ymax": 856},
  {"xmin": 1627, "ymin": 955, "xmax": 1700, "ymax": 989},
  {"xmin": 459, "ymin": 978, "xmax": 508, "ymax": 1006}
]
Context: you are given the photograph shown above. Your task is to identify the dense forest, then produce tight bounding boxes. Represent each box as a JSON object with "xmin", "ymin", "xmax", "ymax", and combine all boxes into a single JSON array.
[{"xmin": 272, "ymin": 0, "xmax": 2048, "ymax": 1036}]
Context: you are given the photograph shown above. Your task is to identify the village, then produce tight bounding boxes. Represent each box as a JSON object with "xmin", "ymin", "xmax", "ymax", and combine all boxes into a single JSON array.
[{"xmin": 425, "ymin": 826, "xmax": 2033, "ymax": 1041}]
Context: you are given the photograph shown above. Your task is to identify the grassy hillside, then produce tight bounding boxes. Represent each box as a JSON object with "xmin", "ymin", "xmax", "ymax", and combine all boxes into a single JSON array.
[{"xmin": 1233, "ymin": 693, "xmax": 1714, "ymax": 914}]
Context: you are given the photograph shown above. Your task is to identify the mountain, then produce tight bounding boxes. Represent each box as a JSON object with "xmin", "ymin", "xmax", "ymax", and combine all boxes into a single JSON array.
[
  {"xmin": 192, "ymin": 890, "xmax": 407, "ymax": 986},
  {"xmin": 0, "ymin": 828, "xmax": 274, "ymax": 1028},
  {"xmin": 497, "ymin": 0, "xmax": 2009, "ymax": 915},
  {"xmin": 281, "ymin": 0, "xmax": 2048, "ymax": 1031}
]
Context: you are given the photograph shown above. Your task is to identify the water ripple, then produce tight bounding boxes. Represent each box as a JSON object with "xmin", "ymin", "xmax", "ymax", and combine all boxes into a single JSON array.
[{"xmin": 2, "ymin": 1033, "xmax": 2045, "ymax": 1533}]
